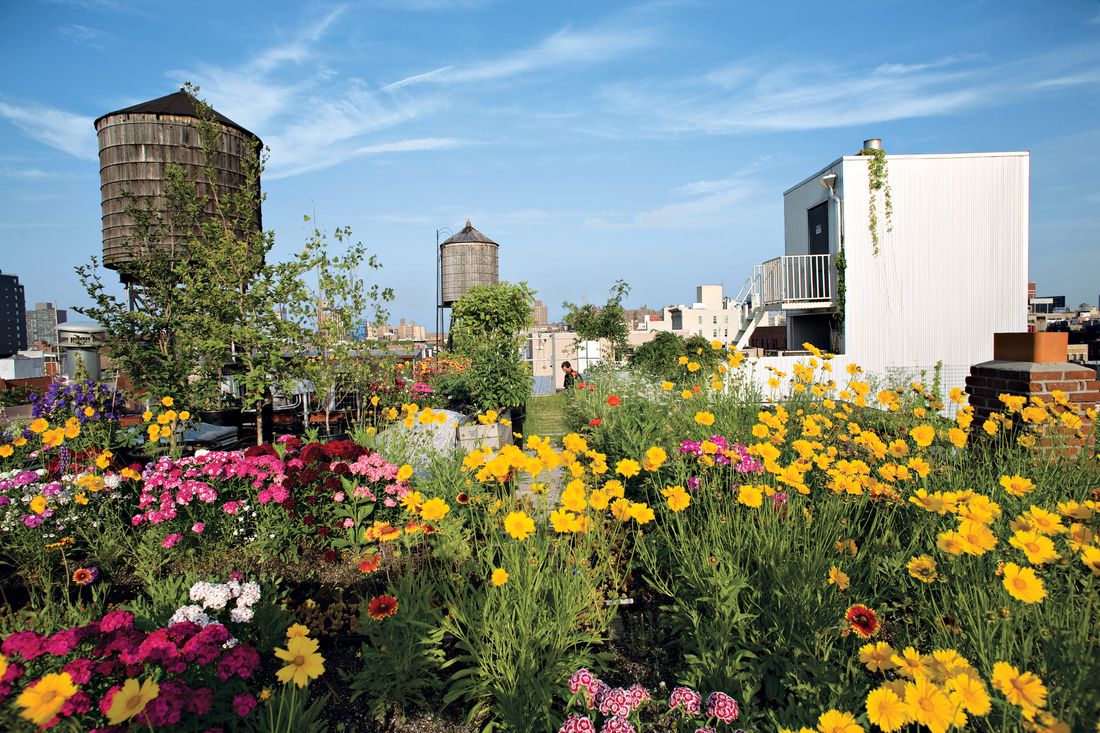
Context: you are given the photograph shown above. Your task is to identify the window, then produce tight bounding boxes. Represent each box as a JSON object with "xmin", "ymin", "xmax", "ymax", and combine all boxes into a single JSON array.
[
  {"xmin": 698, "ymin": 316, "xmax": 703, "ymax": 324},
  {"xmin": 713, "ymin": 316, "xmax": 717, "ymax": 324},
  {"xmin": 713, "ymin": 329, "xmax": 718, "ymax": 337},
  {"xmin": 724, "ymin": 329, "xmax": 728, "ymax": 337}
]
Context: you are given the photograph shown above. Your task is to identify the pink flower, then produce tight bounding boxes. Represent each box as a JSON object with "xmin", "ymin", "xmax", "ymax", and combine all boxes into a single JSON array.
[
  {"xmin": 600, "ymin": 717, "xmax": 636, "ymax": 733},
  {"xmin": 333, "ymin": 492, "xmax": 345, "ymax": 502},
  {"xmin": 162, "ymin": 533, "xmax": 183, "ymax": 549},
  {"xmin": 232, "ymin": 693, "xmax": 258, "ymax": 717},
  {"xmin": 192, "ymin": 523, "xmax": 205, "ymax": 534},
  {"xmin": 559, "ymin": 716, "xmax": 596, "ymax": 733},
  {"xmin": 668, "ymin": 686, "xmax": 702, "ymax": 715},
  {"xmin": 705, "ymin": 691, "xmax": 739, "ymax": 723}
]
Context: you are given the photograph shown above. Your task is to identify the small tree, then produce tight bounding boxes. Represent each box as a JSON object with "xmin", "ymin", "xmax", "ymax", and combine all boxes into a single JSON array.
[
  {"xmin": 299, "ymin": 221, "xmax": 393, "ymax": 434},
  {"xmin": 562, "ymin": 280, "xmax": 631, "ymax": 362},
  {"xmin": 449, "ymin": 281, "xmax": 535, "ymax": 412}
]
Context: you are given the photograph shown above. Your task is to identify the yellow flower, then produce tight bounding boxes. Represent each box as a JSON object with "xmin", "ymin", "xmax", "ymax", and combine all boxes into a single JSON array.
[
  {"xmin": 1002, "ymin": 562, "xmax": 1046, "ymax": 603},
  {"xmin": 661, "ymin": 485, "xmax": 690, "ymax": 512},
  {"xmin": 491, "ymin": 568, "xmax": 509, "ymax": 586},
  {"xmin": 991, "ymin": 662, "xmax": 1047, "ymax": 711},
  {"xmin": 0, "ymin": 445, "xmax": 12, "ymax": 459},
  {"xmin": 74, "ymin": 492, "xmax": 88, "ymax": 506},
  {"xmin": 550, "ymin": 508, "xmax": 577, "ymax": 533},
  {"xmin": 999, "ymin": 474, "xmax": 1035, "ymax": 497},
  {"xmin": 816, "ymin": 709, "xmax": 864, "ymax": 733},
  {"xmin": 16, "ymin": 672, "xmax": 77, "ymax": 725},
  {"xmin": 737, "ymin": 484, "xmax": 763, "ymax": 508},
  {"xmin": 419, "ymin": 498, "xmax": 450, "ymax": 522},
  {"xmin": 142, "ymin": 410, "xmax": 153, "ymax": 422},
  {"xmin": 503, "ymin": 511, "xmax": 535, "ymax": 540},
  {"xmin": 396, "ymin": 464, "xmax": 414, "ymax": 482},
  {"xmin": 866, "ymin": 686, "xmax": 909, "ymax": 732},
  {"xmin": 827, "ymin": 566, "xmax": 850, "ymax": 590},
  {"xmin": 147, "ymin": 424, "xmax": 162, "ymax": 441},
  {"xmin": 400, "ymin": 491, "xmax": 424, "ymax": 513},
  {"xmin": 610, "ymin": 497, "xmax": 633, "ymax": 521},
  {"xmin": 903, "ymin": 676, "xmax": 955, "ymax": 733},
  {"xmin": 106, "ymin": 678, "xmax": 160, "ymax": 725},
  {"xmin": 1081, "ymin": 546, "xmax": 1100, "ymax": 575},
  {"xmin": 629, "ymin": 502, "xmax": 655, "ymax": 524},
  {"xmin": 286, "ymin": 623, "xmax": 310, "ymax": 638},
  {"xmin": 859, "ymin": 641, "xmax": 897, "ymax": 673},
  {"xmin": 615, "ymin": 459, "xmax": 640, "ymax": 478},
  {"xmin": 29, "ymin": 495, "xmax": 47, "ymax": 514},
  {"xmin": 29, "ymin": 418, "xmax": 48, "ymax": 434},
  {"xmin": 909, "ymin": 424, "xmax": 935, "ymax": 448},
  {"xmin": 947, "ymin": 673, "xmax": 991, "ymax": 716},
  {"xmin": 661, "ymin": 381, "xmax": 673, "ymax": 391},
  {"xmin": 1009, "ymin": 531, "xmax": 1058, "ymax": 565},
  {"xmin": 892, "ymin": 647, "xmax": 930, "ymax": 679},
  {"xmin": 642, "ymin": 446, "xmax": 667, "ymax": 471},
  {"xmin": 275, "ymin": 636, "xmax": 326, "ymax": 688},
  {"xmin": 694, "ymin": 411, "xmax": 715, "ymax": 426},
  {"xmin": 982, "ymin": 419, "xmax": 998, "ymax": 435},
  {"xmin": 947, "ymin": 428, "xmax": 967, "ymax": 449},
  {"xmin": 178, "ymin": 410, "xmax": 191, "ymax": 421},
  {"xmin": 907, "ymin": 555, "xmax": 938, "ymax": 583}
]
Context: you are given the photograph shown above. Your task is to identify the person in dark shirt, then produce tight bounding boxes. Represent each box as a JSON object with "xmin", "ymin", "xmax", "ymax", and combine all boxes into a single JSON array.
[{"xmin": 561, "ymin": 361, "xmax": 580, "ymax": 390}]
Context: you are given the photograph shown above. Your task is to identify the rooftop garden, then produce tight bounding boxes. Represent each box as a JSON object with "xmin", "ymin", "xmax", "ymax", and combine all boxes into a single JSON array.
[{"xmin": 0, "ymin": 338, "xmax": 1097, "ymax": 732}]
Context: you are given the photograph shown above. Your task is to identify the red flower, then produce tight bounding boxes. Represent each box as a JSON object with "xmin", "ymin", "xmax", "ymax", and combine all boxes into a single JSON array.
[
  {"xmin": 588, "ymin": 385, "xmax": 596, "ymax": 392},
  {"xmin": 367, "ymin": 594, "xmax": 399, "ymax": 621},
  {"xmin": 589, "ymin": 418, "xmax": 603, "ymax": 427},
  {"xmin": 845, "ymin": 604, "xmax": 880, "ymax": 638},
  {"xmin": 456, "ymin": 492, "xmax": 470, "ymax": 505},
  {"xmin": 358, "ymin": 554, "xmax": 381, "ymax": 574},
  {"xmin": 607, "ymin": 395, "xmax": 621, "ymax": 406}
]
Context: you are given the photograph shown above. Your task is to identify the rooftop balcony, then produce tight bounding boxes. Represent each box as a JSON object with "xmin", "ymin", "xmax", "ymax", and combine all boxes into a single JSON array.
[
  {"xmin": 732, "ymin": 253, "xmax": 836, "ymax": 348},
  {"xmin": 754, "ymin": 253, "xmax": 836, "ymax": 310}
]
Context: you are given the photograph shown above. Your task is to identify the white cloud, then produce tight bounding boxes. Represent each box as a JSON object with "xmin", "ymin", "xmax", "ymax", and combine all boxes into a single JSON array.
[
  {"xmin": 601, "ymin": 46, "xmax": 1100, "ymax": 136},
  {"xmin": 445, "ymin": 27, "xmax": 654, "ymax": 83},
  {"xmin": 0, "ymin": 100, "xmax": 96, "ymax": 160},
  {"xmin": 380, "ymin": 66, "xmax": 454, "ymax": 92},
  {"xmin": 0, "ymin": 167, "xmax": 54, "ymax": 180},
  {"xmin": 269, "ymin": 136, "xmax": 464, "ymax": 179},
  {"xmin": 59, "ymin": 24, "xmax": 113, "ymax": 49}
]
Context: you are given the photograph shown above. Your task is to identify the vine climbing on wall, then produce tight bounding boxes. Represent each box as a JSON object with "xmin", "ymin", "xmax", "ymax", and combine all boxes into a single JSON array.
[{"xmin": 861, "ymin": 146, "xmax": 893, "ymax": 254}]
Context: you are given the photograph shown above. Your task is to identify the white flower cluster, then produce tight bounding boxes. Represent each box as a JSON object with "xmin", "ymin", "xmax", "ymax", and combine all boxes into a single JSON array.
[{"xmin": 170, "ymin": 579, "xmax": 262, "ymax": 627}]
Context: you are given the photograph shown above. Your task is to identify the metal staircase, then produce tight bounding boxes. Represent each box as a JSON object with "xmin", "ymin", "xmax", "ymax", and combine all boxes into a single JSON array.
[{"xmin": 730, "ymin": 254, "xmax": 837, "ymax": 349}]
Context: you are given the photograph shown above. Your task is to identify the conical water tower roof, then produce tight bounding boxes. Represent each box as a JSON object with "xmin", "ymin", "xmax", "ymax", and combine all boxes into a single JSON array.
[
  {"xmin": 441, "ymin": 219, "xmax": 498, "ymax": 246},
  {"xmin": 94, "ymin": 89, "xmax": 259, "ymax": 140}
]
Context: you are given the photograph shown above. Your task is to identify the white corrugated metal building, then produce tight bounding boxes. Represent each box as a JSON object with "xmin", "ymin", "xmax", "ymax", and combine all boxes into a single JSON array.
[{"xmin": 736, "ymin": 141, "xmax": 1029, "ymax": 405}]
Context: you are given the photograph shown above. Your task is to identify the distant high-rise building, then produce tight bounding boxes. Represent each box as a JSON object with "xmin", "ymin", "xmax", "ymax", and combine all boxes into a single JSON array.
[
  {"xmin": 0, "ymin": 271, "xmax": 28, "ymax": 357},
  {"xmin": 532, "ymin": 300, "xmax": 548, "ymax": 327},
  {"xmin": 26, "ymin": 302, "xmax": 66, "ymax": 347}
]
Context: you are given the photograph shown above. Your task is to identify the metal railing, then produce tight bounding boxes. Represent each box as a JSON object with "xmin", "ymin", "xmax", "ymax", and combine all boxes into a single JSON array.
[{"xmin": 756, "ymin": 254, "xmax": 835, "ymax": 307}]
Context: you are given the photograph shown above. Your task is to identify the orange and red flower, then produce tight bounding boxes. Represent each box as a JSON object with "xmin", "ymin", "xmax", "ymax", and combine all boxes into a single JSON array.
[
  {"xmin": 367, "ymin": 594, "xmax": 399, "ymax": 621},
  {"xmin": 358, "ymin": 554, "xmax": 381, "ymax": 574},
  {"xmin": 845, "ymin": 604, "xmax": 880, "ymax": 638}
]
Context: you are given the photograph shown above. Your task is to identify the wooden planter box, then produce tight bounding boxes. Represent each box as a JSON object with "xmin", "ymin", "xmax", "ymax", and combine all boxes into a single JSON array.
[
  {"xmin": 457, "ymin": 415, "xmax": 514, "ymax": 451},
  {"xmin": 993, "ymin": 332, "xmax": 1068, "ymax": 363}
]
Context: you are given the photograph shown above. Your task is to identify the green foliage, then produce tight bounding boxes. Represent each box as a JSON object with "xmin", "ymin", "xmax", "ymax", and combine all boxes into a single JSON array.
[
  {"xmin": 562, "ymin": 280, "xmax": 631, "ymax": 362},
  {"xmin": 450, "ymin": 281, "xmax": 536, "ymax": 355},
  {"xmin": 449, "ymin": 281, "xmax": 535, "ymax": 411},
  {"xmin": 439, "ymin": 531, "xmax": 613, "ymax": 733},
  {"xmin": 350, "ymin": 573, "xmax": 446, "ymax": 722},
  {"xmin": 299, "ymin": 222, "xmax": 394, "ymax": 432},
  {"xmin": 860, "ymin": 146, "xmax": 893, "ymax": 254}
]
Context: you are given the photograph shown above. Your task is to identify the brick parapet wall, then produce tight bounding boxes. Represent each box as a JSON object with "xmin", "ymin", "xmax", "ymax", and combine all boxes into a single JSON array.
[{"xmin": 965, "ymin": 360, "xmax": 1098, "ymax": 454}]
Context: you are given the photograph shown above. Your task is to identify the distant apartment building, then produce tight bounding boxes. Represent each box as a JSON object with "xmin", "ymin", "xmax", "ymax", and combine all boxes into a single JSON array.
[
  {"xmin": 26, "ymin": 302, "xmax": 66, "ymax": 348},
  {"xmin": 531, "ymin": 300, "xmax": 548, "ymax": 328},
  {"xmin": 1, "ymin": 272, "xmax": 28, "ymax": 357}
]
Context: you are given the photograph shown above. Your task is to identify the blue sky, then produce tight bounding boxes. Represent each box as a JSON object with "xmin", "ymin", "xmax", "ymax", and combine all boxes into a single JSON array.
[{"xmin": 2, "ymin": 0, "xmax": 1099, "ymax": 327}]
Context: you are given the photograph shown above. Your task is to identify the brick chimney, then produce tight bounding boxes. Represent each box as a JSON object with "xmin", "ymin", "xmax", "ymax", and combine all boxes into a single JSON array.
[{"xmin": 966, "ymin": 332, "xmax": 1098, "ymax": 454}]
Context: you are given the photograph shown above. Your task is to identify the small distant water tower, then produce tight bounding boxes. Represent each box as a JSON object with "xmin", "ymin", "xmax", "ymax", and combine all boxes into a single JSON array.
[
  {"xmin": 57, "ymin": 323, "xmax": 106, "ymax": 381},
  {"xmin": 436, "ymin": 219, "xmax": 500, "ymax": 343},
  {"xmin": 94, "ymin": 89, "xmax": 262, "ymax": 291}
]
